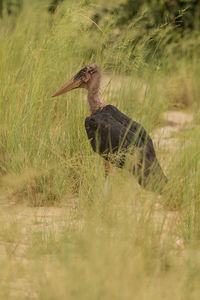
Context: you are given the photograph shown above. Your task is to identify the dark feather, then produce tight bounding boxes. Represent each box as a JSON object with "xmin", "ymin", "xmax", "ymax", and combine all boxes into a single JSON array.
[{"xmin": 85, "ymin": 105, "xmax": 167, "ymax": 191}]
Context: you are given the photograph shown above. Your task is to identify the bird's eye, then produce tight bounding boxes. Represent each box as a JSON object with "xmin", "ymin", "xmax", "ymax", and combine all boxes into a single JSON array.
[{"xmin": 88, "ymin": 69, "xmax": 94, "ymax": 74}]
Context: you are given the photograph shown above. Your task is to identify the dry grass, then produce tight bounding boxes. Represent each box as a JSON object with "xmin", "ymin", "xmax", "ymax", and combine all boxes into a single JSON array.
[{"xmin": 0, "ymin": 0, "xmax": 200, "ymax": 299}]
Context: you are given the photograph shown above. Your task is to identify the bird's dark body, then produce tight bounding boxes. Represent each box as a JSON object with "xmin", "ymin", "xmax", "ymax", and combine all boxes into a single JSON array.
[{"xmin": 85, "ymin": 105, "xmax": 167, "ymax": 190}]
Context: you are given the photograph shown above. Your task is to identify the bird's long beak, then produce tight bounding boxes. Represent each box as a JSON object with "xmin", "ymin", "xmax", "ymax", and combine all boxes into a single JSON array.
[
  {"xmin": 52, "ymin": 66, "xmax": 87, "ymax": 97},
  {"xmin": 52, "ymin": 77, "xmax": 82, "ymax": 97}
]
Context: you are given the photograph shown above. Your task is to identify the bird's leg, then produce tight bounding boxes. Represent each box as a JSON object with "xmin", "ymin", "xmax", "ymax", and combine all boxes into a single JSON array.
[
  {"xmin": 104, "ymin": 160, "xmax": 112, "ymax": 199},
  {"xmin": 104, "ymin": 160, "xmax": 111, "ymax": 177}
]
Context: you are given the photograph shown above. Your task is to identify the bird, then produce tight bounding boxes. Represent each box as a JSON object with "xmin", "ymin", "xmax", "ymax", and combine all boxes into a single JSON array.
[{"xmin": 52, "ymin": 63, "xmax": 167, "ymax": 192}]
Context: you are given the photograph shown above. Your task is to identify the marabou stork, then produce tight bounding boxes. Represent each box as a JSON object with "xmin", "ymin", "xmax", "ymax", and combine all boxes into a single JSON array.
[{"xmin": 52, "ymin": 64, "xmax": 167, "ymax": 192}]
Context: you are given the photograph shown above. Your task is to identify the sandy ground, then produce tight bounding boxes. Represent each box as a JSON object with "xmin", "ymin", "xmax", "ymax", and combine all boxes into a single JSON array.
[
  {"xmin": 153, "ymin": 110, "xmax": 193, "ymax": 151},
  {"xmin": 152, "ymin": 109, "xmax": 193, "ymax": 249}
]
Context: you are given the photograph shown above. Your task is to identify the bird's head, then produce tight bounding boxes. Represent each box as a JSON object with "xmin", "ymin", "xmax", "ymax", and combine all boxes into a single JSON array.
[{"xmin": 52, "ymin": 63, "xmax": 101, "ymax": 97}]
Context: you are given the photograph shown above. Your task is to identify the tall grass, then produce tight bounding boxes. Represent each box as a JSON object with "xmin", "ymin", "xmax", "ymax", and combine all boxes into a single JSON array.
[{"xmin": 0, "ymin": 0, "xmax": 200, "ymax": 298}]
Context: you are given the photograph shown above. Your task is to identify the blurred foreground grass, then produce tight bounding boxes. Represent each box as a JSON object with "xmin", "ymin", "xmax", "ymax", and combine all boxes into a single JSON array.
[{"xmin": 0, "ymin": 0, "xmax": 200, "ymax": 299}]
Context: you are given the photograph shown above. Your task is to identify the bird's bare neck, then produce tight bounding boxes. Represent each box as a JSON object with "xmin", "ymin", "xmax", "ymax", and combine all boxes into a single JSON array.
[{"xmin": 87, "ymin": 88, "xmax": 105, "ymax": 114}]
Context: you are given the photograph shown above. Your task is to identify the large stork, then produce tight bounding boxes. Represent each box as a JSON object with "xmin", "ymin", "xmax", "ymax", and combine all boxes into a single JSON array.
[{"xmin": 52, "ymin": 64, "xmax": 167, "ymax": 192}]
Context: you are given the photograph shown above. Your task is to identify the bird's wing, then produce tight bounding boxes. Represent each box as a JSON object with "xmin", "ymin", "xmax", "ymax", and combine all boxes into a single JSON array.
[
  {"xmin": 100, "ymin": 105, "xmax": 156, "ymax": 157},
  {"xmin": 85, "ymin": 110, "xmax": 130, "ymax": 154},
  {"xmin": 85, "ymin": 105, "xmax": 155, "ymax": 160},
  {"xmin": 85, "ymin": 105, "xmax": 167, "ymax": 189}
]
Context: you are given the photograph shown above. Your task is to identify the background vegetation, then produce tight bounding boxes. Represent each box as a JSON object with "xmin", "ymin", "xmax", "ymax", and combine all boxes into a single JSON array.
[{"xmin": 0, "ymin": 0, "xmax": 200, "ymax": 299}]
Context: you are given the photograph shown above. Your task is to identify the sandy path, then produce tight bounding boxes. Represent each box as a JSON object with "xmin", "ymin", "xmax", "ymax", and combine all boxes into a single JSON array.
[{"xmin": 153, "ymin": 110, "xmax": 193, "ymax": 151}]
